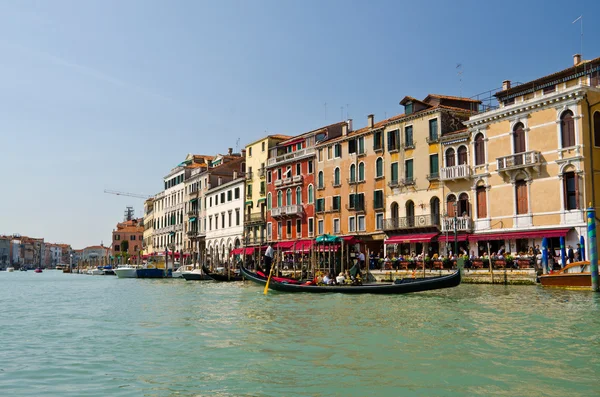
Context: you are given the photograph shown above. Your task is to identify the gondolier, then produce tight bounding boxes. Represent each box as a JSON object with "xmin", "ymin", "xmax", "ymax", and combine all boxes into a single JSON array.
[{"xmin": 264, "ymin": 243, "xmax": 274, "ymax": 274}]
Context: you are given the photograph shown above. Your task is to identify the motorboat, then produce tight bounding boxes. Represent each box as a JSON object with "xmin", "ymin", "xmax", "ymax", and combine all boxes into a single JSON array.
[
  {"xmin": 34, "ymin": 268, "xmax": 43, "ymax": 273},
  {"xmin": 7, "ymin": 267, "xmax": 14, "ymax": 272},
  {"xmin": 102, "ymin": 266, "xmax": 115, "ymax": 276},
  {"xmin": 20, "ymin": 267, "xmax": 27, "ymax": 272},
  {"xmin": 182, "ymin": 268, "xmax": 212, "ymax": 281},
  {"xmin": 114, "ymin": 265, "xmax": 139, "ymax": 279},
  {"xmin": 172, "ymin": 264, "xmax": 194, "ymax": 278},
  {"xmin": 539, "ymin": 261, "xmax": 594, "ymax": 288}
]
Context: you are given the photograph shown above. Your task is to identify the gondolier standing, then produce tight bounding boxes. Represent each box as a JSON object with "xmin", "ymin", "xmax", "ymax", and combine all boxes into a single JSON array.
[{"xmin": 264, "ymin": 243, "xmax": 274, "ymax": 274}]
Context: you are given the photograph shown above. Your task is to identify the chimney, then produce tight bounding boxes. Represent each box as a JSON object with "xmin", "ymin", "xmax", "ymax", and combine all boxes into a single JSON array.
[
  {"xmin": 347, "ymin": 119, "xmax": 353, "ymax": 132},
  {"xmin": 368, "ymin": 114, "xmax": 374, "ymax": 128},
  {"xmin": 228, "ymin": 147, "xmax": 233, "ymax": 155},
  {"xmin": 233, "ymin": 171, "xmax": 238, "ymax": 179},
  {"xmin": 218, "ymin": 177, "xmax": 222, "ymax": 186},
  {"xmin": 573, "ymin": 53, "xmax": 581, "ymax": 66},
  {"xmin": 502, "ymin": 80, "xmax": 511, "ymax": 91},
  {"xmin": 342, "ymin": 124, "xmax": 348, "ymax": 136}
]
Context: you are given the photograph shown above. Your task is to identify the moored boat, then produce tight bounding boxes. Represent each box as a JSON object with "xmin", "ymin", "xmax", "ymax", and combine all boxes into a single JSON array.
[
  {"xmin": 173, "ymin": 264, "xmax": 194, "ymax": 279},
  {"xmin": 34, "ymin": 268, "xmax": 43, "ymax": 273},
  {"xmin": 539, "ymin": 261, "xmax": 593, "ymax": 288},
  {"xmin": 240, "ymin": 266, "xmax": 461, "ymax": 294},
  {"xmin": 182, "ymin": 268, "xmax": 212, "ymax": 281},
  {"xmin": 201, "ymin": 265, "xmax": 244, "ymax": 282},
  {"xmin": 114, "ymin": 265, "xmax": 139, "ymax": 278},
  {"xmin": 7, "ymin": 267, "xmax": 14, "ymax": 272}
]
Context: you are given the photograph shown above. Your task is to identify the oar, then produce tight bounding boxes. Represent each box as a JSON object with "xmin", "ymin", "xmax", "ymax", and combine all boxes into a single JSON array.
[{"xmin": 263, "ymin": 263, "xmax": 276, "ymax": 295}]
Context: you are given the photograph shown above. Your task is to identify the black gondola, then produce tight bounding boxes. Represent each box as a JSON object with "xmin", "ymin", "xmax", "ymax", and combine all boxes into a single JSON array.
[
  {"xmin": 202, "ymin": 265, "xmax": 244, "ymax": 282},
  {"xmin": 240, "ymin": 266, "xmax": 461, "ymax": 294}
]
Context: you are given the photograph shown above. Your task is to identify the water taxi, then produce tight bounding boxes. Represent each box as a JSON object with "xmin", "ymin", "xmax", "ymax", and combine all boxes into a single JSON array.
[{"xmin": 539, "ymin": 261, "xmax": 593, "ymax": 288}]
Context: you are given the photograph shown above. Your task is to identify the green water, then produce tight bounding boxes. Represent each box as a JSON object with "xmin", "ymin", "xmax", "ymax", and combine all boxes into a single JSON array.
[{"xmin": 1, "ymin": 271, "xmax": 599, "ymax": 396}]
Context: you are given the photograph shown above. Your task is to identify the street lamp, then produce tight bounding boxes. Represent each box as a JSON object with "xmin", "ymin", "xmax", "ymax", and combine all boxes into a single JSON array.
[
  {"xmin": 70, "ymin": 254, "xmax": 73, "ymax": 272},
  {"xmin": 453, "ymin": 202, "xmax": 458, "ymax": 258}
]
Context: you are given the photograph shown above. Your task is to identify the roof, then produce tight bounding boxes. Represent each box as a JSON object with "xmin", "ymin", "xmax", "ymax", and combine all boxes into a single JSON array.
[
  {"xmin": 399, "ymin": 96, "xmax": 430, "ymax": 106},
  {"xmin": 424, "ymin": 94, "xmax": 482, "ymax": 104},
  {"xmin": 84, "ymin": 245, "xmax": 108, "ymax": 250},
  {"xmin": 279, "ymin": 121, "xmax": 347, "ymax": 145}
]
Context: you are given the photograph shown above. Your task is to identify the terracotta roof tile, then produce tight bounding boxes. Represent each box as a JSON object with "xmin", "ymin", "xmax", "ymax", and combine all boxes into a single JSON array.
[{"xmin": 424, "ymin": 94, "xmax": 482, "ymax": 103}]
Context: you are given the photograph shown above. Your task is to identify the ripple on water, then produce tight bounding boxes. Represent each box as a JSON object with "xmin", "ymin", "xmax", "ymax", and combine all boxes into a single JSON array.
[{"xmin": 0, "ymin": 272, "xmax": 599, "ymax": 396}]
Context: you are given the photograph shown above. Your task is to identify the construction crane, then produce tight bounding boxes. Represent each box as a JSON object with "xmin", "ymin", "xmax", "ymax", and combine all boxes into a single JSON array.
[{"xmin": 104, "ymin": 189, "xmax": 153, "ymax": 199}]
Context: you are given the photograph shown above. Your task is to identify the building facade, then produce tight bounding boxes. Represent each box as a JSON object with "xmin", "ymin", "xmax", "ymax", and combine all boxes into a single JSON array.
[
  {"xmin": 112, "ymin": 219, "xmax": 144, "ymax": 258},
  {"xmin": 143, "ymin": 198, "xmax": 155, "ymax": 255},
  {"xmin": 0, "ymin": 237, "xmax": 10, "ymax": 269}
]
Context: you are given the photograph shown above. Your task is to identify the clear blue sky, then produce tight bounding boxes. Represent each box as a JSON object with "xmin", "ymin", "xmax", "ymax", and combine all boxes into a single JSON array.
[{"xmin": 1, "ymin": 0, "xmax": 599, "ymax": 248}]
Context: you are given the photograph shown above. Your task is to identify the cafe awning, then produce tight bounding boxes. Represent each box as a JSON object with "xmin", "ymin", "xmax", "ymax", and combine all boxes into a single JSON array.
[
  {"xmin": 384, "ymin": 232, "xmax": 438, "ymax": 244},
  {"xmin": 438, "ymin": 233, "xmax": 469, "ymax": 243},
  {"xmin": 274, "ymin": 241, "xmax": 295, "ymax": 249},
  {"xmin": 468, "ymin": 228, "xmax": 571, "ymax": 242}
]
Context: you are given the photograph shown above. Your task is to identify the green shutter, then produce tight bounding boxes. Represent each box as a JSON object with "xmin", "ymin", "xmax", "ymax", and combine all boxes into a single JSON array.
[
  {"xmin": 430, "ymin": 154, "xmax": 439, "ymax": 174},
  {"xmin": 406, "ymin": 160, "xmax": 413, "ymax": 180},
  {"xmin": 391, "ymin": 163, "xmax": 398, "ymax": 182}
]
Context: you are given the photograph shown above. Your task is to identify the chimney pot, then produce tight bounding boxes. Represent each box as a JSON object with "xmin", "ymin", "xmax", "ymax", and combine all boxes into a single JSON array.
[
  {"xmin": 347, "ymin": 119, "xmax": 353, "ymax": 132},
  {"xmin": 342, "ymin": 124, "xmax": 348, "ymax": 136},
  {"xmin": 502, "ymin": 80, "xmax": 511, "ymax": 91},
  {"xmin": 228, "ymin": 148, "xmax": 233, "ymax": 155},
  {"xmin": 368, "ymin": 114, "xmax": 374, "ymax": 128},
  {"xmin": 233, "ymin": 171, "xmax": 238, "ymax": 179},
  {"xmin": 573, "ymin": 53, "xmax": 581, "ymax": 66}
]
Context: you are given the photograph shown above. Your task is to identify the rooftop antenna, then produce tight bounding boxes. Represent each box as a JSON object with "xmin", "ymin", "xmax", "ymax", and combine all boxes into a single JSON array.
[
  {"xmin": 573, "ymin": 15, "xmax": 583, "ymax": 66},
  {"xmin": 346, "ymin": 104, "xmax": 350, "ymax": 119},
  {"xmin": 456, "ymin": 63, "xmax": 463, "ymax": 97},
  {"xmin": 235, "ymin": 138, "xmax": 240, "ymax": 153}
]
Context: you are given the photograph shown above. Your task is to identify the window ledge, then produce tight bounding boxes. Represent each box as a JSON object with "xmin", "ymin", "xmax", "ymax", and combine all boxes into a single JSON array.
[
  {"xmin": 374, "ymin": 147, "xmax": 384, "ymax": 153},
  {"xmin": 388, "ymin": 148, "xmax": 399, "ymax": 154},
  {"xmin": 375, "ymin": 175, "xmax": 384, "ymax": 180}
]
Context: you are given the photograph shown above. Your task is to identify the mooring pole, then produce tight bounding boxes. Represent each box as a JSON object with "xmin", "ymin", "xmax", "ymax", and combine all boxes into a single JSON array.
[
  {"xmin": 587, "ymin": 206, "xmax": 598, "ymax": 292},
  {"xmin": 541, "ymin": 237, "xmax": 548, "ymax": 274}
]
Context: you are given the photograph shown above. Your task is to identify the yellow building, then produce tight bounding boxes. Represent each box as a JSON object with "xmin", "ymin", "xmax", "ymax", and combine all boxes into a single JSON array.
[
  {"xmin": 382, "ymin": 94, "xmax": 479, "ymax": 257},
  {"xmin": 244, "ymin": 135, "xmax": 291, "ymax": 247},
  {"xmin": 461, "ymin": 54, "xmax": 600, "ymax": 255},
  {"xmin": 143, "ymin": 198, "xmax": 154, "ymax": 255}
]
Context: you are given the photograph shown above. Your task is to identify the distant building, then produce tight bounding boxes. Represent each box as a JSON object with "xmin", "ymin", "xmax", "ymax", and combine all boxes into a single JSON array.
[
  {"xmin": 112, "ymin": 219, "xmax": 144, "ymax": 258},
  {"xmin": 81, "ymin": 245, "xmax": 111, "ymax": 262},
  {"xmin": 0, "ymin": 237, "xmax": 10, "ymax": 269}
]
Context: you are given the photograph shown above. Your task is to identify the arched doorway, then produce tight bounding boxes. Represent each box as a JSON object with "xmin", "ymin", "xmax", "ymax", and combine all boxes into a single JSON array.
[
  {"xmin": 430, "ymin": 197, "xmax": 440, "ymax": 226},
  {"xmin": 406, "ymin": 200, "xmax": 415, "ymax": 227}
]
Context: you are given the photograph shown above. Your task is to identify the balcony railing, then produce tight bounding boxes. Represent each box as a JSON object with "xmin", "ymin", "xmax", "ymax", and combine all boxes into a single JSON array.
[
  {"xmin": 402, "ymin": 177, "xmax": 415, "ymax": 186},
  {"xmin": 426, "ymin": 173, "xmax": 440, "ymax": 181},
  {"xmin": 440, "ymin": 216, "xmax": 473, "ymax": 232},
  {"xmin": 292, "ymin": 175, "xmax": 303, "ymax": 184},
  {"xmin": 347, "ymin": 178, "xmax": 365, "ymax": 185},
  {"xmin": 258, "ymin": 168, "xmax": 266, "ymax": 178},
  {"xmin": 440, "ymin": 164, "xmax": 472, "ymax": 181},
  {"xmin": 497, "ymin": 151, "xmax": 542, "ymax": 172},
  {"xmin": 274, "ymin": 179, "xmax": 283, "ymax": 187},
  {"xmin": 245, "ymin": 213, "xmax": 266, "ymax": 224},
  {"xmin": 383, "ymin": 214, "xmax": 440, "ymax": 231},
  {"xmin": 267, "ymin": 147, "xmax": 315, "ymax": 166},
  {"xmin": 245, "ymin": 172, "xmax": 253, "ymax": 180},
  {"xmin": 270, "ymin": 205, "xmax": 304, "ymax": 217},
  {"xmin": 187, "ymin": 230, "xmax": 198, "ymax": 237},
  {"xmin": 388, "ymin": 179, "xmax": 399, "ymax": 188},
  {"xmin": 187, "ymin": 209, "xmax": 197, "ymax": 217}
]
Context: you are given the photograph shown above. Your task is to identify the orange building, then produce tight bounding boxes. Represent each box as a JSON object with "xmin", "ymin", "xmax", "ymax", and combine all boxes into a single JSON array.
[{"xmin": 112, "ymin": 219, "xmax": 144, "ymax": 258}]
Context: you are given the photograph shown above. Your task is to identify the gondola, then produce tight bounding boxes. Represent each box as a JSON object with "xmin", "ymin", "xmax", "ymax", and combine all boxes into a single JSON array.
[
  {"xmin": 240, "ymin": 266, "xmax": 461, "ymax": 294},
  {"xmin": 202, "ymin": 265, "xmax": 244, "ymax": 282}
]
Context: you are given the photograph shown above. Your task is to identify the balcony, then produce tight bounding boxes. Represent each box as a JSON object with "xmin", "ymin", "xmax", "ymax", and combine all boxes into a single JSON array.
[
  {"xmin": 258, "ymin": 168, "xmax": 266, "ymax": 178},
  {"xmin": 440, "ymin": 164, "xmax": 472, "ymax": 181},
  {"xmin": 245, "ymin": 213, "xmax": 266, "ymax": 225},
  {"xmin": 271, "ymin": 205, "xmax": 304, "ymax": 218},
  {"xmin": 388, "ymin": 179, "xmax": 399, "ymax": 188},
  {"xmin": 497, "ymin": 151, "xmax": 542, "ymax": 174},
  {"xmin": 245, "ymin": 172, "xmax": 253, "ymax": 180},
  {"xmin": 347, "ymin": 178, "xmax": 365, "ymax": 185},
  {"xmin": 402, "ymin": 177, "xmax": 415, "ymax": 186},
  {"xmin": 187, "ymin": 230, "xmax": 198, "ymax": 238},
  {"xmin": 440, "ymin": 216, "xmax": 473, "ymax": 232},
  {"xmin": 267, "ymin": 147, "xmax": 315, "ymax": 166},
  {"xmin": 292, "ymin": 175, "xmax": 303, "ymax": 184},
  {"xmin": 345, "ymin": 203, "xmax": 365, "ymax": 213},
  {"xmin": 427, "ymin": 173, "xmax": 440, "ymax": 181},
  {"xmin": 383, "ymin": 214, "xmax": 440, "ymax": 231},
  {"xmin": 274, "ymin": 179, "xmax": 283, "ymax": 187},
  {"xmin": 187, "ymin": 209, "xmax": 197, "ymax": 217}
]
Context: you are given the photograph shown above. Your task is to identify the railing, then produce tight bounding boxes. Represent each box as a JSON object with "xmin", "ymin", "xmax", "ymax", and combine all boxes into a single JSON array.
[
  {"xmin": 267, "ymin": 147, "xmax": 315, "ymax": 166},
  {"xmin": 497, "ymin": 151, "xmax": 541, "ymax": 171},
  {"xmin": 245, "ymin": 172, "xmax": 253, "ymax": 180},
  {"xmin": 258, "ymin": 168, "xmax": 266, "ymax": 178},
  {"xmin": 402, "ymin": 177, "xmax": 415, "ymax": 186},
  {"xmin": 427, "ymin": 173, "xmax": 440, "ymax": 181},
  {"xmin": 270, "ymin": 205, "xmax": 304, "ymax": 217},
  {"xmin": 187, "ymin": 209, "xmax": 197, "ymax": 217},
  {"xmin": 440, "ymin": 164, "xmax": 472, "ymax": 180},
  {"xmin": 440, "ymin": 217, "xmax": 473, "ymax": 232},
  {"xmin": 292, "ymin": 175, "xmax": 303, "ymax": 183},
  {"xmin": 388, "ymin": 179, "xmax": 399, "ymax": 188},
  {"xmin": 245, "ymin": 213, "xmax": 266, "ymax": 223},
  {"xmin": 187, "ymin": 230, "xmax": 198, "ymax": 237},
  {"xmin": 274, "ymin": 179, "xmax": 283, "ymax": 187},
  {"xmin": 383, "ymin": 214, "xmax": 440, "ymax": 231}
]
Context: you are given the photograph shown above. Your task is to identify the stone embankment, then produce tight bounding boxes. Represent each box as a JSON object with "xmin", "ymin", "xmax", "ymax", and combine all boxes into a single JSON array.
[{"xmin": 368, "ymin": 269, "xmax": 538, "ymax": 285}]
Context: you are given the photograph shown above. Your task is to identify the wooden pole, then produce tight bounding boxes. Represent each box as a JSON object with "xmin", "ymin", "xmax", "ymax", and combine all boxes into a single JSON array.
[
  {"xmin": 487, "ymin": 241, "xmax": 493, "ymax": 284},
  {"xmin": 341, "ymin": 240, "xmax": 345, "ymax": 274},
  {"xmin": 366, "ymin": 247, "xmax": 370, "ymax": 283}
]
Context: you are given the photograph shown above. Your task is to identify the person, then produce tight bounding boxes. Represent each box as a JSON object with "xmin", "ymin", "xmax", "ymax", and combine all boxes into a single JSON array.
[
  {"xmin": 567, "ymin": 245, "xmax": 574, "ymax": 264},
  {"xmin": 264, "ymin": 243, "xmax": 274, "ymax": 274},
  {"xmin": 575, "ymin": 244, "xmax": 581, "ymax": 262},
  {"xmin": 498, "ymin": 246, "xmax": 505, "ymax": 256},
  {"xmin": 322, "ymin": 273, "xmax": 331, "ymax": 285},
  {"xmin": 357, "ymin": 249, "xmax": 366, "ymax": 269}
]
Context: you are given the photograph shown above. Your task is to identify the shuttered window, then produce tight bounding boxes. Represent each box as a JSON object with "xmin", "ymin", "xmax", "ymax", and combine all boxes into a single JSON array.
[
  {"xmin": 447, "ymin": 195, "xmax": 456, "ymax": 217},
  {"xmin": 476, "ymin": 186, "xmax": 487, "ymax": 219},
  {"xmin": 429, "ymin": 154, "xmax": 439, "ymax": 176},
  {"xmin": 391, "ymin": 162, "xmax": 398, "ymax": 183},
  {"xmin": 594, "ymin": 111, "xmax": 600, "ymax": 147},
  {"xmin": 513, "ymin": 123, "xmax": 526, "ymax": 165},
  {"xmin": 405, "ymin": 159, "xmax": 414, "ymax": 181},
  {"xmin": 457, "ymin": 146, "xmax": 468, "ymax": 165},
  {"xmin": 446, "ymin": 148, "xmax": 456, "ymax": 167},
  {"xmin": 516, "ymin": 180, "xmax": 528, "ymax": 215},
  {"xmin": 563, "ymin": 172, "xmax": 579, "ymax": 210},
  {"xmin": 560, "ymin": 111, "xmax": 575, "ymax": 148},
  {"xmin": 429, "ymin": 119, "xmax": 438, "ymax": 141},
  {"xmin": 474, "ymin": 134, "xmax": 485, "ymax": 165}
]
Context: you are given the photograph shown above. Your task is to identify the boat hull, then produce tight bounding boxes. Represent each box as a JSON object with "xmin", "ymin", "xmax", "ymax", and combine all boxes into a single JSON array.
[
  {"xmin": 240, "ymin": 266, "xmax": 461, "ymax": 294},
  {"xmin": 201, "ymin": 265, "xmax": 243, "ymax": 282},
  {"xmin": 182, "ymin": 271, "xmax": 212, "ymax": 281},
  {"xmin": 115, "ymin": 268, "xmax": 138, "ymax": 278},
  {"xmin": 539, "ymin": 273, "xmax": 591, "ymax": 288},
  {"xmin": 7, "ymin": 267, "xmax": 14, "ymax": 272},
  {"xmin": 137, "ymin": 268, "xmax": 170, "ymax": 278}
]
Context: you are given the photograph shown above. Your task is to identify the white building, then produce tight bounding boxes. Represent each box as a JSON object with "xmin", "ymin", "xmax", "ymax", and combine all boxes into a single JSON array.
[
  {"xmin": 153, "ymin": 167, "xmax": 186, "ymax": 253},
  {"xmin": 205, "ymin": 176, "xmax": 245, "ymax": 265}
]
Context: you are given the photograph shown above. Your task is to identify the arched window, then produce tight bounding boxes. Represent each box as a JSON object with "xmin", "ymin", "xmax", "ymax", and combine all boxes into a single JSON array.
[
  {"xmin": 406, "ymin": 200, "xmax": 415, "ymax": 227},
  {"xmin": 286, "ymin": 189, "xmax": 292, "ymax": 206},
  {"xmin": 318, "ymin": 171, "xmax": 324, "ymax": 189},
  {"xmin": 430, "ymin": 197, "xmax": 440, "ymax": 225},
  {"xmin": 458, "ymin": 193, "xmax": 470, "ymax": 216},
  {"xmin": 350, "ymin": 164, "xmax": 356, "ymax": 182},
  {"xmin": 267, "ymin": 192, "xmax": 272, "ymax": 210},
  {"xmin": 277, "ymin": 191, "xmax": 282, "ymax": 207},
  {"xmin": 334, "ymin": 168, "xmax": 340, "ymax": 186},
  {"xmin": 560, "ymin": 110, "xmax": 575, "ymax": 148},
  {"xmin": 513, "ymin": 123, "xmax": 526, "ymax": 166},
  {"xmin": 446, "ymin": 194, "xmax": 457, "ymax": 217},
  {"xmin": 474, "ymin": 133, "xmax": 485, "ymax": 165},
  {"xmin": 358, "ymin": 162, "xmax": 365, "ymax": 181},
  {"xmin": 594, "ymin": 111, "xmax": 600, "ymax": 147},
  {"xmin": 391, "ymin": 202, "xmax": 399, "ymax": 220},
  {"xmin": 376, "ymin": 157, "xmax": 383, "ymax": 177},
  {"xmin": 295, "ymin": 187, "xmax": 302, "ymax": 205},
  {"xmin": 457, "ymin": 146, "xmax": 468, "ymax": 165},
  {"xmin": 446, "ymin": 148, "xmax": 456, "ymax": 167},
  {"xmin": 515, "ymin": 179, "xmax": 528, "ymax": 215},
  {"xmin": 476, "ymin": 185, "xmax": 487, "ymax": 218},
  {"xmin": 563, "ymin": 171, "xmax": 579, "ymax": 210},
  {"xmin": 308, "ymin": 184, "xmax": 314, "ymax": 204}
]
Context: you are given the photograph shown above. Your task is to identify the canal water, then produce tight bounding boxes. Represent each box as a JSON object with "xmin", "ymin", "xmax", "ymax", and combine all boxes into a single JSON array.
[{"xmin": 1, "ymin": 271, "xmax": 598, "ymax": 397}]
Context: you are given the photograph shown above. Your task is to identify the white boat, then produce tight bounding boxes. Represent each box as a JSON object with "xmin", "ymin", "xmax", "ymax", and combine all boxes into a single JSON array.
[
  {"xmin": 7, "ymin": 267, "xmax": 14, "ymax": 272},
  {"xmin": 114, "ymin": 265, "xmax": 139, "ymax": 279},
  {"xmin": 91, "ymin": 268, "xmax": 104, "ymax": 276},
  {"xmin": 172, "ymin": 264, "xmax": 194, "ymax": 278}
]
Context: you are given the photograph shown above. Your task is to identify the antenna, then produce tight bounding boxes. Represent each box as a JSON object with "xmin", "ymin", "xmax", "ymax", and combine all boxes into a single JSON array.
[
  {"xmin": 456, "ymin": 63, "xmax": 463, "ymax": 97},
  {"xmin": 235, "ymin": 138, "xmax": 240, "ymax": 153},
  {"xmin": 346, "ymin": 104, "xmax": 350, "ymax": 119},
  {"xmin": 573, "ymin": 15, "xmax": 583, "ymax": 62}
]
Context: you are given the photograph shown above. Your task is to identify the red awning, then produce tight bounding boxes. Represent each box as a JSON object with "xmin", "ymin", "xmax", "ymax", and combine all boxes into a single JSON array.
[
  {"xmin": 317, "ymin": 245, "xmax": 339, "ymax": 252},
  {"xmin": 281, "ymin": 137, "xmax": 304, "ymax": 147},
  {"xmin": 340, "ymin": 236, "xmax": 360, "ymax": 244},
  {"xmin": 384, "ymin": 233, "xmax": 438, "ymax": 244},
  {"xmin": 284, "ymin": 240, "xmax": 314, "ymax": 253},
  {"xmin": 468, "ymin": 228, "xmax": 571, "ymax": 242},
  {"xmin": 274, "ymin": 241, "xmax": 295, "ymax": 249},
  {"xmin": 230, "ymin": 248, "xmax": 243, "ymax": 256},
  {"xmin": 438, "ymin": 234, "xmax": 470, "ymax": 243}
]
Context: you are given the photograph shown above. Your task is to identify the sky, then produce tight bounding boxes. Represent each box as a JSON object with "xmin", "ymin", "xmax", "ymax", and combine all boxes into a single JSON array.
[{"xmin": 1, "ymin": 0, "xmax": 600, "ymax": 248}]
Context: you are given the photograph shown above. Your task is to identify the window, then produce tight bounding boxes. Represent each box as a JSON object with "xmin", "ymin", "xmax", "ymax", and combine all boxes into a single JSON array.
[
  {"xmin": 349, "ymin": 164, "xmax": 356, "ymax": 182},
  {"xmin": 348, "ymin": 139, "xmax": 356, "ymax": 154},
  {"xmin": 286, "ymin": 189, "xmax": 292, "ymax": 205},
  {"xmin": 405, "ymin": 159, "xmax": 414, "ymax": 182},
  {"xmin": 327, "ymin": 146, "xmax": 333, "ymax": 159},
  {"xmin": 295, "ymin": 187, "xmax": 302, "ymax": 204},
  {"xmin": 405, "ymin": 102, "xmax": 413, "ymax": 115},
  {"xmin": 267, "ymin": 193, "xmax": 272, "ymax": 210},
  {"xmin": 277, "ymin": 168, "xmax": 282, "ymax": 180},
  {"xmin": 209, "ymin": 217, "xmax": 212, "ymax": 230},
  {"xmin": 308, "ymin": 185, "xmax": 314, "ymax": 203},
  {"xmin": 296, "ymin": 142, "xmax": 302, "ymax": 151},
  {"xmin": 221, "ymin": 192, "xmax": 226, "ymax": 203},
  {"xmin": 513, "ymin": 122, "xmax": 526, "ymax": 156},
  {"xmin": 318, "ymin": 219, "xmax": 324, "ymax": 235},
  {"xmin": 391, "ymin": 162, "xmax": 398, "ymax": 184},
  {"xmin": 227, "ymin": 190, "xmax": 232, "ymax": 201},
  {"xmin": 447, "ymin": 194, "xmax": 457, "ymax": 217},
  {"xmin": 374, "ymin": 190, "xmax": 383, "ymax": 209},
  {"xmin": 388, "ymin": 129, "xmax": 399, "ymax": 151},
  {"xmin": 594, "ymin": 112, "xmax": 600, "ymax": 147},
  {"xmin": 131, "ymin": 235, "xmax": 136, "ymax": 241},
  {"xmin": 349, "ymin": 217, "xmax": 356, "ymax": 232},
  {"xmin": 376, "ymin": 157, "xmax": 383, "ymax": 178},
  {"xmin": 308, "ymin": 218, "xmax": 314, "ymax": 236},
  {"xmin": 374, "ymin": 131, "xmax": 383, "ymax": 150},
  {"xmin": 318, "ymin": 149, "xmax": 323, "ymax": 162},
  {"xmin": 515, "ymin": 180, "xmax": 528, "ymax": 215},
  {"xmin": 316, "ymin": 198, "xmax": 325, "ymax": 212},
  {"xmin": 246, "ymin": 185, "xmax": 252, "ymax": 197},
  {"xmin": 543, "ymin": 85, "xmax": 555, "ymax": 94},
  {"xmin": 296, "ymin": 163, "xmax": 301, "ymax": 175},
  {"xmin": 267, "ymin": 171, "xmax": 272, "ymax": 183},
  {"xmin": 234, "ymin": 188, "xmax": 240, "ymax": 199},
  {"xmin": 376, "ymin": 213, "xmax": 383, "ymax": 230},
  {"xmin": 277, "ymin": 191, "xmax": 282, "ymax": 207},
  {"xmin": 114, "ymin": 245, "xmax": 120, "ymax": 252},
  {"xmin": 333, "ymin": 219, "xmax": 340, "ymax": 234},
  {"xmin": 260, "ymin": 181, "xmax": 265, "ymax": 195},
  {"xmin": 286, "ymin": 220, "xmax": 292, "ymax": 237},
  {"xmin": 458, "ymin": 146, "xmax": 467, "ymax": 165},
  {"xmin": 215, "ymin": 195, "xmax": 219, "ymax": 205},
  {"xmin": 564, "ymin": 172, "xmax": 579, "ymax": 210},
  {"xmin": 358, "ymin": 162, "xmax": 365, "ymax": 181},
  {"xmin": 476, "ymin": 186, "xmax": 487, "ymax": 218},
  {"xmin": 277, "ymin": 222, "xmax": 282, "ymax": 239},
  {"xmin": 262, "ymin": 142, "xmax": 265, "ymax": 152},
  {"xmin": 404, "ymin": 126, "xmax": 413, "ymax": 147},
  {"xmin": 357, "ymin": 137, "xmax": 365, "ymax": 154},
  {"xmin": 560, "ymin": 110, "xmax": 575, "ymax": 148},
  {"xmin": 458, "ymin": 193, "xmax": 470, "ymax": 216},
  {"xmin": 248, "ymin": 147, "xmax": 252, "ymax": 157},
  {"xmin": 334, "ymin": 144, "xmax": 341, "ymax": 158},
  {"xmin": 285, "ymin": 166, "xmax": 291, "ymax": 179},
  {"xmin": 429, "ymin": 119, "xmax": 438, "ymax": 141},
  {"xmin": 296, "ymin": 219, "xmax": 301, "ymax": 234},
  {"xmin": 357, "ymin": 215, "xmax": 365, "ymax": 231},
  {"xmin": 115, "ymin": 234, "xmax": 120, "ymax": 241},
  {"xmin": 308, "ymin": 160, "xmax": 313, "ymax": 174},
  {"xmin": 318, "ymin": 171, "xmax": 324, "ymax": 189},
  {"xmin": 228, "ymin": 212, "xmax": 232, "ymax": 227},
  {"xmin": 221, "ymin": 213, "xmax": 225, "ymax": 228},
  {"xmin": 446, "ymin": 148, "xmax": 456, "ymax": 167},
  {"xmin": 426, "ymin": 156, "xmax": 438, "ymax": 180},
  {"xmin": 475, "ymin": 133, "xmax": 485, "ymax": 165},
  {"xmin": 332, "ymin": 196, "xmax": 341, "ymax": 211},
  {"xmin": 334, "ymin": 168, "xmax": 340, "ymax": 186}
]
